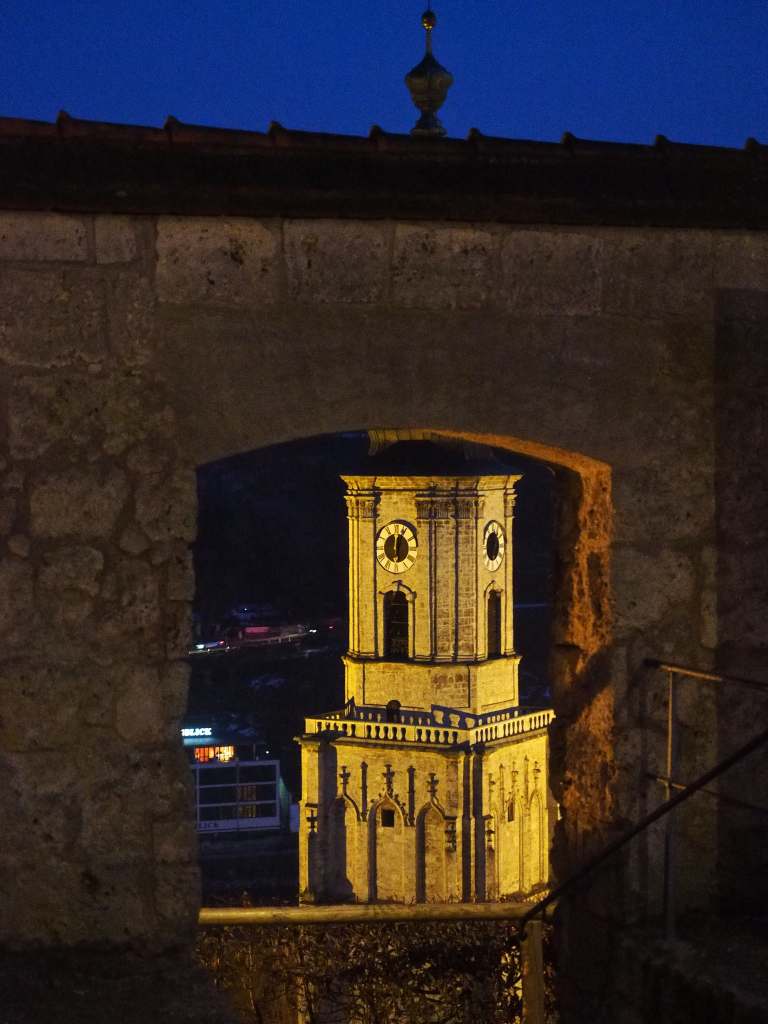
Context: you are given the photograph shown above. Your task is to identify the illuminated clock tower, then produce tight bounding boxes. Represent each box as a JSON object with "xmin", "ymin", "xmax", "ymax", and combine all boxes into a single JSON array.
[{"xmin": 298, "ymin": 464, "xmax": 553, "ymax": 904}]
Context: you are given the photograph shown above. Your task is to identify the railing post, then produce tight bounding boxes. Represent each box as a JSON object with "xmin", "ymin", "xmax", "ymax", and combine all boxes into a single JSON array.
[
  {"xmin": 521, "ymin": 919, "xmax": 546, "ymax": 1024},
  {"xmin": 663, "ymin": 669, "xmax": 676, "ymax": 940}
]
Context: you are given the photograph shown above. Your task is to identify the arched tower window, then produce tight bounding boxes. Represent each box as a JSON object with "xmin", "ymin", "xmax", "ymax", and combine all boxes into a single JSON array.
[
  {"xmin": 487, "ymin": 590, "xmax": 502, "ymax": 658},
  {"xmin": 384, "ymin": 591, "xmax": 409, "ymax": 659}
]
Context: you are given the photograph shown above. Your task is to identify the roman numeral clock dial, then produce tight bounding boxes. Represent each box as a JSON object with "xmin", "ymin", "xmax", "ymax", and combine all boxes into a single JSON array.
[
  {"xmin": 483, "ymin": 520, "xmax": 505, "ymax": 571},
  {"xmin": 376, "ymin": 521, "xmax": 417, "ymax": 574}
]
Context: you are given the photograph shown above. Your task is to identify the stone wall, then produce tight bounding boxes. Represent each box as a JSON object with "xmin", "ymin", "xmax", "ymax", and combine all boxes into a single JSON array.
[
  {"xmin": 1, "ymin": 210, "xmax": 766, "ymax": 1017},
  {"xmin": 0, "ymin": 213, "xmax": 200, "ymax": 949},
  {"xmin": 298, "ymin": 729, "xmax": 549, "ymax": 904}
]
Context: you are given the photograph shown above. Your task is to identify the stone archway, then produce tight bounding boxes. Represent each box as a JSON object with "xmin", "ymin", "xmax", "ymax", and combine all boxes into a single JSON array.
[{"xmin": 3, "ymin": 209, "xmax": 736, "ymax": 1024}]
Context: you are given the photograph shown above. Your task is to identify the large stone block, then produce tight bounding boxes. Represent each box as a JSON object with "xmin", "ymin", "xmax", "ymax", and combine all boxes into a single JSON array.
[
  {"xmin": 501, "ymin": 230, "xmax": 602, "ymax": 315},
  {"xmin": 0, "ymin": 558, "xmax": 34, "ymax": 645},
  {"xmin": 718, "ymin": 547, "xmax": 768, "ymax": 648},
  {"xmin": 161, "ymin": 660, "xmax": 190, "ymax": 721},
  {"xmin": 601, "ymin": 230, "xmax": 714, "ymax": 321},
  {"xmin": 166, "ymin": 544, "xmax": 195, "ymax": 601},
  {"xmin": 30, "ymin": 466, "xmax": 129, "ymax": 538},
  {"xmin": 613, "ymin": 546, "xmax": 696, "ymax": 635},
  {"xmin": 125, "ymin": 442, "xmax": 172, "ymax": 477},
  {"xmin": 79, "ymin": 780, "xmax": 153, "ymax": 861},
  {"xmin": 392, "ymin": 224, "xmax": 497, "ymax": 309},
  {"xmin": 119, "ymin": 524, "xmax": 150, "ymax": 555},
  {"xmin": 0, "ymin": 661, "xmax": 85, "ymax": 751},
  {"xmin": 38, "ymin": 544, "xmax": 104, "ymax": 596},
  {"xmin": 0, "ymin": 859, "xmax": 156, "ymax": 947},
  {"xmin": 9, "ymin": 370, "xmax": 175, "ymax": 460},
  {"xmin": 612, "ymin": 463, "xmax": 715, "ymax": 545},
  {"xmin": 38, "ymin": 583, "xmax": 96, "ymax": 639},
  {"xmin": 156, "ymin": 217, "xmax": 279, "ymax": 306},
  {"xmin": 153, "ymin": 861, "xmax": 201, "ymax": 941},
  {"xmin": 0, "ymin": 211, "xmax": 87, "ymax": 262},
  {"xmin": 115, "ymin": 665, "xmax": 165, "ymax": 746},
  {"xmin": 164, "ymin": 600, "xmax": 193, "ymax": 659},
  {"xmin": 98, "ymin": 558, "xmax": 162, "ymax": 652},
  {"xmin": 714, "ymin": 231, "xmax": 768, "ymax": 293},
  {"xmin": 1, "ymin": 750, "xmax": 82, "ymax": 863},
  {"xmin": 152, "ymin": 817, "xmax": 198, "ymax": 864},
  {"xmin": 94, "ymin": 215, "xmax": 138, "ymax": 264},
  {"xmin": 0, "ymin": 492, "xmax": 17, "ymax": 535},
  {"xmin": 105, "ymin": 271, "xmax": 158, "ymax": 367},
  {"xmin": 135, "ymin": 468, "xmax": 197, "ymax": 543},
  {"xmin": 284, "ymin": 219, "xmax": 389, "ymax": 303},
  {"xmin": 699, "ymin": 588, "xmax": 717, "ymax": 650},
  {"xmin": 0, "ymin": 268, "xmax": 105, "ymax": 368},
  {"xmin": 71, "ymin": 745, "xmax": 193, "ymax": 857}
]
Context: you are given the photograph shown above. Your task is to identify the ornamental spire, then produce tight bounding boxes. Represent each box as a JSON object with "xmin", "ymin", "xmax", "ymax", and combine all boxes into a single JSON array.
[{"xmin": 404, "ymin": 8, "xmax": 454, "ymax": 137}]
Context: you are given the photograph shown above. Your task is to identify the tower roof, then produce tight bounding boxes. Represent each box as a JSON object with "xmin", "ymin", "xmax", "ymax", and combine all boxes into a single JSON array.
[{"xmin": 363, "ymin": 439, "xmax": 511, "ymax": 476}]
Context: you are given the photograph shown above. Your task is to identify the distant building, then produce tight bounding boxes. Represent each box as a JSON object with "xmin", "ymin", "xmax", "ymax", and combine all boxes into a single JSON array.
[
  {"xmin": 298, "ymin": 466, "xmax": 554, "ymax": 903},
  {"xmin": 182, "ymin": 718, "xmax": 292, "ymax": 834}
]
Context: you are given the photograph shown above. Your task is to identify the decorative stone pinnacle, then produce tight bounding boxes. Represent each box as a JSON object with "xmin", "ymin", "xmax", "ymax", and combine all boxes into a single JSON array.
[{"xmin": 405, "ymin": 8, "xmax": 454, "ymax": 137}]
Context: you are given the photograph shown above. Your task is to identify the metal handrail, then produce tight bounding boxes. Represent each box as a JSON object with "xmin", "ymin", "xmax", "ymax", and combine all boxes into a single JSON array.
[
  {"xmin": 199, "ymin": 900, "xmax": 554, "ymax": 1024},
  {"xmin": 520, "ymin": 660, "xmax": 768, "ymax": 933},
  {"xmin": 647, "ymin": 773, "xmax": 768, "ymax": 817},
  {"xmin": 644, "ymin": 658, "xmax": 768, "ymax": 692},
  {"xmin": 647, "ymin": 659, "xmax": 768, "ymax": 936},
  {"xmin": 199, "ymin": 900, "xmax": 549, "ymax": 927}
]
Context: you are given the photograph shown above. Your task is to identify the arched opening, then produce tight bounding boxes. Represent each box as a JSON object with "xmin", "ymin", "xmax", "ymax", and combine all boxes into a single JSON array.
[
  {"xmin": 487, "ymin": 589, "xmax": 502, "ymax": 658},
  {"xmin": 383, "ymin": 590, "xmax": 409, "ymax": 659},
  {"xmin": 186, "ymin": 427, "xmax": 611, "ymax": 920}
]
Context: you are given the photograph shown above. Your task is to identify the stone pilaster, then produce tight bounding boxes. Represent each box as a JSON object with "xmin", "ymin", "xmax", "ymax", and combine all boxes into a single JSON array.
[
  {"xmin": 345, "ymin": 492, "xmax": 377, "ymax": 658},
  {"xmin": 415, "ymin": 496, "xmax": 437, "ymax": 659},
  {"xmin": 455, "ymin": 494, "xmax": 482, "ymax": 660},
  {"xmin": 416, "ymin": 494, "xmax": 456, "ymax": 660},
  {"xmin": 503, "ymin": 486, "xmax": 517, "ymax": 656}
]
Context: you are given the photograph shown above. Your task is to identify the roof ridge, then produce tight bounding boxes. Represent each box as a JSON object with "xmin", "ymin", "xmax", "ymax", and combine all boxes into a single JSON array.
[{"xmin": 0, "ymin": 113, "xmax": 764, "ymax": 158}]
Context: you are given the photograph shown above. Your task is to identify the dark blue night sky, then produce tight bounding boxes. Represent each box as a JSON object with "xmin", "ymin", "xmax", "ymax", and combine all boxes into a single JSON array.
[{"xmin": 1, "ymin": 1, "xmax": 766, "ymax": 147}]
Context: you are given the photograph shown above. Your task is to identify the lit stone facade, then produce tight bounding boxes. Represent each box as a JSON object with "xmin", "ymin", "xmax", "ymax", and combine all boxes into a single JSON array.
[{"xmin": 298, "ymin": 474, "xmax": 554, "ymax": 903}]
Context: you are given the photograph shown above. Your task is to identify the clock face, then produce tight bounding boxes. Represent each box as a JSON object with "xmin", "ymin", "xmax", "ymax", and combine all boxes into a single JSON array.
[
  {"xmin": 376, "ymin": 521, "xmax": 417, "ymax": 574},
  {"xmin": 483, "ymin": 521, "xmax": 505, "ymax": 571}
]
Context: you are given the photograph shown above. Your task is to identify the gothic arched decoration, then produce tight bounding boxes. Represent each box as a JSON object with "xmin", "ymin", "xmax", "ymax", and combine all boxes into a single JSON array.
[
  {"xmin": 527, "ymin": 791, "xmax": 545, "ymax": 889},
  {"xmin": 416, "ymin": 801, "xmax": 448, "ymax": 902},
  {"xmin": 326, "ymin": 797, "xmax": 355, "ymax": 901},
  {"xmin": 369, "ymin": 797, "xmax": 407, "ymax": 902},
  {"xmin": 485, "ymin": 812, "xmax": 499, "ymax": 901}
]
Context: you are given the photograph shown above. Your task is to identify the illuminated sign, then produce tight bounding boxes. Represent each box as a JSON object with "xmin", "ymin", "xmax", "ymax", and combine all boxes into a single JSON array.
[{"xmin": 181, "ymin": 727, "xmax": 213, "ymax": 738}]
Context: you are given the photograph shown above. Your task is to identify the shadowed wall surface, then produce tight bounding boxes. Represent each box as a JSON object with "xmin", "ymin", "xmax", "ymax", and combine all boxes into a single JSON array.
[{"xmin": 0, "ymin": 120, "xmax": 766, "ymax": 1022}]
